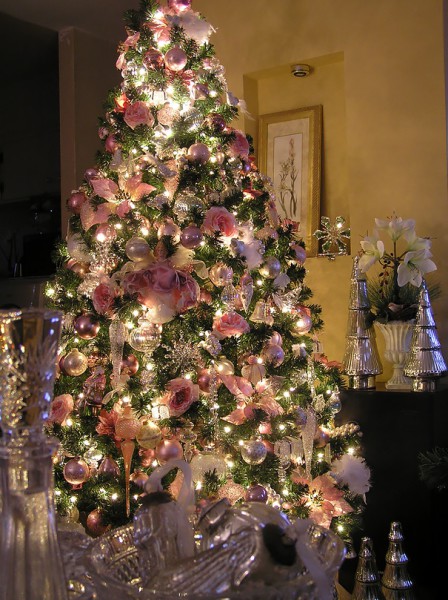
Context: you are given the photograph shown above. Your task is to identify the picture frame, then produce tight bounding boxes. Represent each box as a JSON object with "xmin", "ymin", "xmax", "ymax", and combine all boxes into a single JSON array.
[{"xmin": 258, "ymin": 105, "xmax": 322, "ymax": 256}]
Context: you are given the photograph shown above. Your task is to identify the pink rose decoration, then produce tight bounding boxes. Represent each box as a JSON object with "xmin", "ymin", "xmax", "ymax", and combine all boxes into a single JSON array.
[
  {"xmin": 123, "ymin": 263, "xmax": 200, "ymax": 323},
  {"xmin": 228, "ymin": 129, "xmax": 250, "ymax": 159},
  {"xmin": 92, "ymin": 282, "xmax": 116, "ymax": 315},
  {"xmin": 49, "ymin": 394, "xmax": 74, "ymax": 425},
  {"xmin": 212, "ymin": 311, "xmax": 250, "ymax": 339},
  {"xmin": 161, "ymin": 377, "xmax": 199, "ymax": 417},
  {"xmin": 203, "ymin": 206, "xmax": 237, "ymax": 237},
  {"xmin": 124, "ymin": 101, "xmax": 155, "ymax": 130}
]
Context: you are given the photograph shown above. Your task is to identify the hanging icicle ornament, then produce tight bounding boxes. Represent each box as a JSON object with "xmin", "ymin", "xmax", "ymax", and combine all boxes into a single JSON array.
[
  {"xmin": 115, "ymin": 403, "xmax": 142, "ymax": 517},
  {"xmin": 178, "ymin": 420, "xmax": 197, "ymax": 462}
]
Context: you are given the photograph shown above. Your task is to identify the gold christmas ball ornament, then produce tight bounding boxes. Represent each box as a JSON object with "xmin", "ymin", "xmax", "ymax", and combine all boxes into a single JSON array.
[
  {"xmin": 62, "ymin": 348, "xmax": 89, "ymax": 376},
  {"xmin": 136, "ymin": 419, "xmax": 162, "ymax": 449},
  {"xmin": 215, "ymin": 356, "xmax": 235, "ymax": 375}
]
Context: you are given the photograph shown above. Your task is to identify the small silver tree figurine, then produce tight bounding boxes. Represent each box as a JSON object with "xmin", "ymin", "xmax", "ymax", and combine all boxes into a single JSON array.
[
  {"xmin": 352, "ymin": 537, "xmax": 385, "ymax": 600},
  {"xmin": 381, "ymin": 522, "xmax": 415, "ymax": 600},
  {"xmin": 343, "ymin": 256, "xmax": 382, "ymax": 389},
  {"xmin": 404, "ymin": 280, "xmax": 447, "ymax": 391}
]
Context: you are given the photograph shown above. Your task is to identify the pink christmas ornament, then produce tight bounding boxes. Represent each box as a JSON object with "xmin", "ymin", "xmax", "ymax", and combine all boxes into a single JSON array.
[
  {"xmin": 180, "ymin": 225, "xmax": 203, "ymax": 249},
  {"xmin": 121, "ymin": 354, "xmax": 139, "ymax": 375},
  {"xmin": 261, "ymin": 344, "xmax": 284, "ymax": 367},
  {"xmin": 95, "ymin": 223, "xmax": 116, "ymax": 243},
  {"xmin": 74, "ymin": 314, "xmax": 100, "ymax": 340},
  {"xmin": 314, "ymin": 427, "xmax": 331, "ymax": 448},
  {"xmin": 167, "ymin": 0, "xmax": 192, "ymax": 12},
  {"xmin": 187, "ymin": 143, "xmax": 210, "ymax": 164},
  {"xmin": 84, "ymin": 167, "xmax": 98, "ymax": 183},
  {"xmin": 209, "ymin": 263, "xmax": 233, "ymax": 287},
  {"xmin": 157, "ymin": 219, "xmax": 181, "ymax": 240},
  {"xmin": 67, "ymin": 191, "xmax": 87, "ymax": 214},
  {"xmin": 65, "ymin": 259, "xmax": 89, "ymax": 278},
  {"xmin": 143, "ymin": 48, "xmax": 164, "ymax": 68},
  {"xmin": 164, "ymin": 46, "xmax": 188, "ymax": 72},
  {"xmin": 63, "ymin": 457, "xmax": 90, "ymax": 489},
  {"xmin": 130, "ymin": 470, "xmax": 149, "ymax": 489},
  {"xmin": 97, "ymin": 456, "xmax": 120, "ymax": 479},
  {"xmin": 155, "ymin": 438, "xmax": 184, "ymax": 464},
  {"xmin": 294, "ymin": 309, "xmax": 313, "ymax": 335},
  {"xmin": 105, "ymin": 134, "xmax": 119, "ymax": 153},
  {"xmin": 245, "ymin": 483, "xmax": 268, "ymax": 503},
  {"xmin": 197, "ymin": 368, "xmax": 211, "ymax": 393},
  {"xmin": 86, "ymin": 509, "xmax": 109, "ymax": 537},
  {"xmin": 61, "ymin": 348, "xmax": 88, "ymax": 376}
]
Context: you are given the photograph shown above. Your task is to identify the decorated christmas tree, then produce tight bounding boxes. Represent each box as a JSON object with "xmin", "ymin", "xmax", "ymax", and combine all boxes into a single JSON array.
[{"xmin": 46, "ymin": 0, "xmax": 369, "ymax": 541}]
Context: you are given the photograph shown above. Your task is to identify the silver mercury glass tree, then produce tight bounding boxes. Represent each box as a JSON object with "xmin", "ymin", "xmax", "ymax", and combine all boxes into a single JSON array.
[
  {"xmin": 403, "ymin": 280, "xmax": 447, "ymax": 391},
  {"xmin": 342, "ymin": 256, "xmax": 382, "ymax": 389},
  {"xmin": 352, "ymin": 537, "xmax": 385, "ymax": 600},
  {"xmin": 381, "ymin": 522, "xmax": 415, "ymax": 600}
]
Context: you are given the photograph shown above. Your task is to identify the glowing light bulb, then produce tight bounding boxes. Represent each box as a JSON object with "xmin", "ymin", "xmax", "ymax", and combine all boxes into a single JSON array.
[
  {"xmin": 224, "ymin": 426, "xmax": 231, "ymax": 433},
  {"xmin": 111, "ymin": 493, "xmax": 118, "ymax": 501},
  {"xmin": 46, "ymin": 287, "xmax": 55, "ymax": 297},
  {"xmin": 70, "ymin": 496, "xmax": 77, "ymax": 504},
  {"xmin": 348, "ymin": 447, "xmax": 355, "ymax": 455}
]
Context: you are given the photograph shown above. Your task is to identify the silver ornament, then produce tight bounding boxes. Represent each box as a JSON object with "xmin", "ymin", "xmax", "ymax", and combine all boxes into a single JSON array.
[{"xmin": 241, "ymin": 439, "xmax": 267, "ymax": 465}]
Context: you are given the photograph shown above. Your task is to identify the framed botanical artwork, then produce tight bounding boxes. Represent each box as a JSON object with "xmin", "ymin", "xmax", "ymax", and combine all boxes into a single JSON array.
[{"xmin": 258, "ymin": 105, "xmax": 322, "ymax": 256}]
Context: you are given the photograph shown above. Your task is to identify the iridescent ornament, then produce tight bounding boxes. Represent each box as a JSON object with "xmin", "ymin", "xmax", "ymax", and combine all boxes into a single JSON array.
[
  {"xmin": 63, "ymin": 457, "xmax": 90, "ymax": 488},
  {"xmin": 290, "ymin": 243, "xmax": 306, "ymax": 265},
  {"xmin": 259, "ymin": 256, "xmax": 281, "ymax": 279},
  {"xmin": 261, "ymin": 344, "xmax": 284, "ymax": 367},
  {"xmin": 128, "ymin": 319, "xmax": 161, "ymax": 354},
  {"xmin": 105, "ymin": 134, "xmax": 119, "ymax": 153},
  {"xmin": 125, "ymin": 236, "xmax": 151, "ymax": 262},
  {"xmin": 294, "ymin": 309, "xmax": 313, "ymax": 335},
  {"xmin": 86, "ymin": 508, "xmax": 109, "ymax": 538},
  {"xmin": 65, "ymin": 258, "xmax": 89, "ymax": 277},
  {"xmin": 173, "ymin": 193, "xmax": 205, "ymax": 222},
  {"xmin": 157, "ymin": 219, "xmax": 180, "ymax": 241},
  {"xmin": 74, "ymin": 313, "xmax": 100, "ymax": 340},
  {"xmin": 245, "ymin": 483, "xmax": 268, "ymax": 503},
  {"xmin": 143, "ymin": 48, "xmax": 164, "ymax": 69},
  {"xmin": 155, "ymin": 438, "xmax": 184, "ymax": 464},
  {"xmin": 180, "ymin": 224, "xmax": 203, "ymax": 249},
  {"xmin": 95, "ymin": 223, "xmax": 116, "ymax": 243},
  {"xmin": 314, "ymin": 427, "xmax": 330, "ymax": 448},
  {"xmin": 130, "ymin": 470, "xmax": 149, "ymax": 489},
  {"xmin": 207, "ymin": 113, "xmax": 226, "ymax": 132},
  {"xmin": 97, "ymin": 455, "xmax": 120, "ymax": 479},
  {"xmin": 136, "ymin": 419, "xmax": 162, "ymax": 450},
  {"xmin": 167, "ymin": 0, "xmax": 192, "ymax": 11},
  {"xmin": 84, "ymin": 445, "xmax": 103, "ymax": 467},
  {"xmin": 197, "ymin": 368, "xmax": 212, "ymax": 393},
  {"xmin": 67, "ymin": 191, "xmax": 87, "ymax": 214},
  {"xmin": 62, "ymin": 348, "xmax": 88, "ymax": 376},
  {"xmin": 187, "ymin": 143, "xmax": 210, "ymax": 164},
  {"xmin": 241, "ymin": 439, "xmax": 267, "ymax": 465},
  {"xmin": 164, "ymin": 46, "xmax": 188, "ymax": 72},
  {"xmin": 209, "ymin": 263, "xmax": 233, "ymax": 287},
  {"xmin": 84, "ymin": 167, "xmax": 98, "ymax": 183},
  {"xmin": 215, "ymin": 150, "xmax": 225, "ymax": 165},
  {"xmin": 190, "ymin": 448, "xmax": 227, "ymax": 482}
]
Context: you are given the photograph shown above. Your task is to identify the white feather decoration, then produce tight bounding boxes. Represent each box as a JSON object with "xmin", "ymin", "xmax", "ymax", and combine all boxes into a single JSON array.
[{"xmin": 331, "ymin": 454, "xmax": 371, "ymax": 497}]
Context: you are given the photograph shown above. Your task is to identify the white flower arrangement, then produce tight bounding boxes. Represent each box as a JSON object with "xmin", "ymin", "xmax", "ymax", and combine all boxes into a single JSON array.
[{"xmin": 358, "ymin": 215, "xmax": 437, "ymax": 322}]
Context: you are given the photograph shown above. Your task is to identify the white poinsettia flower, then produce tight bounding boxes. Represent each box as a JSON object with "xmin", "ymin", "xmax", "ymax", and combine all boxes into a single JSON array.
[
  {"xmin": 375, "ymin": 216, "xmax": 415, "ymax": 242},
  {"xmin": 397, "ymin": 248, "xmax": 437, "ymax": 287},
  {"xmin": 359, "ymin": 235, "xmax": 385, "ymax": 272}
]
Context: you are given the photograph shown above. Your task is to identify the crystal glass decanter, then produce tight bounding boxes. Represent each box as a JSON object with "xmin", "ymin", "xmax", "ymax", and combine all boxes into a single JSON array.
[{"xmin": 0, "ymin": 308, "xmax": 68, "ymax": 600}]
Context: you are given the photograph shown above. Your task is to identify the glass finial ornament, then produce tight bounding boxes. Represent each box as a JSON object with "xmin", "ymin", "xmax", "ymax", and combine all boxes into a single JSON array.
[
  {"xmin": 352, "ymin": 537, "xmax": 386, "ymax": 600},
  {"xmin": 342, "ymin": 256, "xmax": 382, "ymax": 389},
  {"xmin": 381, "ymin": 522, "xmax": 415, "ymax": 600},
  {"xmin": 404, "ymin": 280, "xmax": 447, "ymax": 392},
  {"xmin": 0, "ymin": 308, "xmax": 68, "ymax": 600},
  {"xmin": 313, "ymin": 215, "xmax": 351, "ymax": 258}
]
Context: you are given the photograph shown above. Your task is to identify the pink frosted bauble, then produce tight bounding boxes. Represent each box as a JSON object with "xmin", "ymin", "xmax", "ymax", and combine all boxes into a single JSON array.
[
  {"xmin": 207, "ymin": 113, "xmax": 226, "ymax": 132},
  {"xmin": 121, "ymin": 354, "xmax": 139, "ymax": 375},
  {"xmin": 115, "ymin": 407, "xmax": 141, "ymax": 440},
  {"xmin": 84, "ymin": 168, "xmax": 98, "ymax": 183},
  {"xmin": 164, "ymin": 46, "xmax": 188, "ymax": 72},
  {"xmin": 157, "ymin": 219, "xmax": 180, "ymax": 240},
  {"xmin": 167, "ymin": 0, "xmax": 192, "ymax": 12},
  {"xmin": 261, "ymin": 344, "xmax": 285, "ymax": 367},
  {"xmin": 258, "ymin": 422, "xmax": 272, "ymax": 435},
  {"xmin": 245, "ymin": 484, "xmax": 268, "ymax": 503},
  {"xmin": 291, "ymin": 243, "xmax": 307, "ymax": 265},
  {"xmin": 155, "ymin": 438, "xmax": 183, "ymax": 464},
  {"xmin": 67, "ymin": 191, "xmax": 87, "ymax": 214},
  {"xmin": 187, "ymin": 143, "xmax": 210, "ymax": 164},
  {"xmin": 209, "ymin": 263, "xmax": 233, "ymax": 287},
  {"xmin": 131, "ymin": 470, "xmax": 149, "ymax": 489},
  {"xmin": 105, "ymin": 134, "xmax": 119, "ymax": 153},
  {"xmin": 197, "ymin": 368, "xmax": 211, "ymax": 393},
  {"xmin": 125, "ymin": 236, "xmax": 151, "ymax": 262},
  {"xmin": 63, "ymin": 457, "xmax": 90, "ymax": 487},
  {"xmin": 74, "ymin": 314, "xmax": 100, "ymax": 340},
  {"xmin": 86, "ymin": 509, "xmax": 109, "ymax": 538},
  {"xmin": 143, "ymin": 48, "xmax": 164, "ymax": 68},
  {"xmin": 269, "ymin": 332, "xmax": 283, "ymax": 347},
  {"xmin": 294, "ymin": 311, "xmax": 312, "ymax": 334},
  {"xmin": 97, "ymin": 456, "xmax": 120, "ymax": 479},
  {"xmin": 95, "ymin": 223, "xmax": 116, "ymax": 243},
  {"xmin": 65, "ymin": 259, "xmax": 89, "ymax": 278},
  {"xmin": 180, "ymin": 225, "xmax": 203, "ymax": 249}
]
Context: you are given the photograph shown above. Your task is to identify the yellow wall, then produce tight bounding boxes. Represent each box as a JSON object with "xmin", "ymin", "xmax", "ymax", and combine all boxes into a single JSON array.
[
  {"xmin": 194, "ymin": 0, "xmax": 448, "ymax": 378},
  {"xmin": 60, "ymin": 0, "xmax": 448, "ymax": 379}
]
